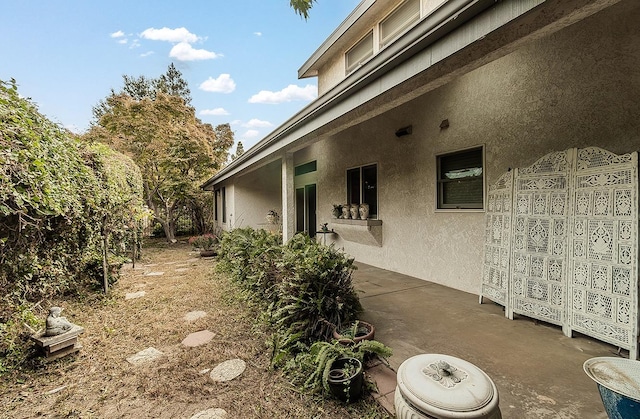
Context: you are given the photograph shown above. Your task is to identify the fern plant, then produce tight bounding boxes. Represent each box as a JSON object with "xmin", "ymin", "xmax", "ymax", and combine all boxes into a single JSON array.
[{"xmin": 299, "ymin": 339, "xmax": 393, "ymax": 394}]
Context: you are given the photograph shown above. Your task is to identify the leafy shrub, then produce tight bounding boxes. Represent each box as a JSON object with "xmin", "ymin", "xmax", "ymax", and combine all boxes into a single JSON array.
[
  {"xmin": 0, "ymin": 79, "xmax": 145, "ymax": 373},
  {"xmin": 290, "ymin": 339, "xmax": 392, "ymax": 395},
  {"xmin": 188, "ymin": 233, "xmax": 218, "ymax": 251},
  {"xmin": 277, "ymin": 234, "xmax": 362, "ymax": 344},
  {"xmin": 217, "ymin": 227, "xmax": 283, "ymax": 301},
  {"xmin": 217, "ymin": 229, "xmax": 362, "ymax": 356}
]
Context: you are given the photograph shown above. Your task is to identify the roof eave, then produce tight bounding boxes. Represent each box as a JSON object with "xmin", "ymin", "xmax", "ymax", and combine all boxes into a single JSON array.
[{"xmin": 298, "ymin": 0, "xmax": 376, "ymax": 79}]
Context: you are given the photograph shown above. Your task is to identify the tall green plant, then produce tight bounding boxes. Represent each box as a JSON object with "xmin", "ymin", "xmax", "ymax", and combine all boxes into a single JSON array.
[
  {"xmin": 276, "ymin": 234, "xmax": 362, "ymax": 344},
  {"xmin": 217, "ymin": 229, "xmax": 362, "ymax": 356},
  {"xmin": 0, "ymin": 78, "xmax": 145, "ymax": 373}
]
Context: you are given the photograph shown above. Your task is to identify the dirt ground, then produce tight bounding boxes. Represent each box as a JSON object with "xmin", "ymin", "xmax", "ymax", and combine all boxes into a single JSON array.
[{"xmin": 0, "ymin": 239, "xmax": 390, "ymax": 418}]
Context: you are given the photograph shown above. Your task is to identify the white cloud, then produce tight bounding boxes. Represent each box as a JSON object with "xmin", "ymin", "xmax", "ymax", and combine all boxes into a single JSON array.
[
  {"xmin": 248, "ymin": 84, "xmax": 317, "ymax": 104},
  {"xmin": 117, "ymin": 39, "xmax": 128, "ymax": 44},
  {"xmin": 200, "ymin": 108, "xmax": 229, "ymax": 116},
  {"xmin": 110, "ymin": 30, "xmax": 125, "ymax": 38},
  {"xmin": 242, "ymin": 130, "xmax": 260, "ymax": 139},
  {"xmin": 129, "ymin": 39, "xmax": 141, "ymax": 49},
  {"xmin": 169, "ymin": 42, "xmax": 218, "ymax": 61},
  {"xmin": 140, "ymin": 51, "xmax": 154, "ymax": 58},
  {"xmin": 245, "ymin": 118, "xmax": 272, "ymax": 128},
  {"xmin": 199, "ymin": 74, "xmax": 236, "ymax": 94},
  {"xmin": 253, "ymin": 32, "xmax": 262, "ymax": 37},
  {"xmin": 140, "ymin": 27, "xmax": 198, "ymax": 43}
]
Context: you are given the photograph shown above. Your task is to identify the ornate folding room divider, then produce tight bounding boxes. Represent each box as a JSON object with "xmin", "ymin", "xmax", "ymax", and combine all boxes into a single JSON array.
[{"xmin": 481, "ymin": 147, "xmax": 639, "ymax": 359}]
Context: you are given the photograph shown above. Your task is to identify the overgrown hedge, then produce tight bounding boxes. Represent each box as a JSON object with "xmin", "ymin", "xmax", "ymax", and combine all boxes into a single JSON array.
[
  {"xmin": 216, "ymin": 229, "xmax": 362, "ymax": 355},
  {"xmin": 0, "ymin": 79, "xmax": 145, "ymax": 372}
]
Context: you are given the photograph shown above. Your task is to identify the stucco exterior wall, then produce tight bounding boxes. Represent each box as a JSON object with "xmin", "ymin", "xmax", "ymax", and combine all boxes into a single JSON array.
[
  {"xmin": 317, "ymin": 0, "xmax": 463, "ymax": 96},
  {"xmin": 313, "ymin": 2, "xmax": 640, "ymax": 293},
  {"xmin": 231, "ymin": 160, "xmax": 282, "ymax": 230}
]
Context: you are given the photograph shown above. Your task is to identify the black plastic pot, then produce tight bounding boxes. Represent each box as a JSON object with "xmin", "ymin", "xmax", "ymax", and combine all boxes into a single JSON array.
[{"xmin": 327, "ymin": 357, "xmax": 364, "ymax": 403}]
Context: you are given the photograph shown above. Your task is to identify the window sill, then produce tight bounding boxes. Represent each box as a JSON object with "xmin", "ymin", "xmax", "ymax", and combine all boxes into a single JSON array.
[
  {"xmin": 331, "ymin": 218, "xmax": 382, "ymax": 226},
  {"xmin": 330, "ymin": 219, "xmax": 382, "ymax": 246}
]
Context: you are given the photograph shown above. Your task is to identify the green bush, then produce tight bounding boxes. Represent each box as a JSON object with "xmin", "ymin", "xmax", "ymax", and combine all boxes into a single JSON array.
[
  {"xmin": 217, "ymin": 228, "xmax": 362, "ymax": 357},
  {"xmin": 277, "ymin": 234, "xmax": 362, "ymax": 343},
  {"xmin": 0, "ymin": 79, "xmax": 145, "ymax": 373}
]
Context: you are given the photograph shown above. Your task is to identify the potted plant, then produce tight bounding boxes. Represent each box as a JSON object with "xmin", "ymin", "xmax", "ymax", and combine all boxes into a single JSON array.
[
  {"xmin": 188, "ymin": 233, "xmax": 218, "ymax": 257},
  {"xmin": 304, "ymin": 338, "xmax": 392, "ymax": 403},
  {"xmin": 266, "ymin": 209, "xmax": 280, "ymax": 225},
  {"xmin": 327, "ymin": 356, "xmax": 364, "ymax": 403},
  {"xmin": 333, "ymin": 320, "xmax": 375, "ymax": 343}
]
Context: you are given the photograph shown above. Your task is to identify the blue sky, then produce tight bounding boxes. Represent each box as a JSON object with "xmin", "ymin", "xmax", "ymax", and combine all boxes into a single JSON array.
[{"xmin": 1, "ymin": 0, "xmax": 360, "ymax": 151}]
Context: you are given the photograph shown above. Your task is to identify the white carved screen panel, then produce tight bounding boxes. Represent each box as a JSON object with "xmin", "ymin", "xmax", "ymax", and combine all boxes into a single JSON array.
[
  {"xmin": 481, "ymin": 147, "xmax": 638, "ymax": 358},
  {"xmin": 509, "ymin": 151, "xmax": 572, "ymax": 331},
  {"xmin": 568, "ymin": 148, "xmax": 638, "ymax": 359},
  {"xmin": 481, "ymin": 170, "xmax": 513, "ymax": 306}
]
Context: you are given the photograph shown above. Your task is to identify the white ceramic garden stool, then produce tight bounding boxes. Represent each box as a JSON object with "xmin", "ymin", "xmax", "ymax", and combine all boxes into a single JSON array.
[{"xmin": 394, "ymin": 354, "xmax": 501, "ymax": 419}]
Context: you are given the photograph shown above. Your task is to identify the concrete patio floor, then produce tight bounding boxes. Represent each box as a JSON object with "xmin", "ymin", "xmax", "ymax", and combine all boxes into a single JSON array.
[{"xmin": 353, "ymin": 262, "xmax": 622, "ymax": 419}]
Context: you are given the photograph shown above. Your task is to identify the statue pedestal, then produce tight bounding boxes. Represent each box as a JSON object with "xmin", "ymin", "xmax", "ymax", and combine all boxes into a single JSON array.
[{"xmin": 31, "ymin": 325, "xmax": 84, "ymax": 361}]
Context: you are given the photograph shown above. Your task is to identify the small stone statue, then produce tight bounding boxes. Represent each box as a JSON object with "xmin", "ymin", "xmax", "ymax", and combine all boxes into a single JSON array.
[{"xmin": 45, "ymin": 307, "xmax": 74, "ymax": 336}]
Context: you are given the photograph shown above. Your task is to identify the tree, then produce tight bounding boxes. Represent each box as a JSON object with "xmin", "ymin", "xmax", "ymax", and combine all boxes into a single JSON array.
[
  {"xmin": 231, "ymin": 141, "xmax": 245, "ymax": 160},
  {"xmin": 155, "ymin": 63, "xmax": 191, "ymax": 105},
  {"xmin": 89, "ymin": 65, "xmax": 232, "ymax": 241},
  {"xmin": 290, "ymin": 0, "xmax": 316, "ymax": 19}
]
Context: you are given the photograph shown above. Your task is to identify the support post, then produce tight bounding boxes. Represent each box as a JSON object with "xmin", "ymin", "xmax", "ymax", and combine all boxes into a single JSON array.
[{"xmin": 281, "ymin": 152, "xmax": 295, "ymax": 242}]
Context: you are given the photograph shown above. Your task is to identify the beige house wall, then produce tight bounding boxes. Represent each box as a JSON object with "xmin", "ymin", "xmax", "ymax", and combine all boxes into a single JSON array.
[
  {"xmin": 223, "ymin": 160, "xmax": 282, "ymax": 230},
  {"xmin": 307, "ymin": 2, "xmax": 640, "ymax": 293},
  {"xmin": 317, "ymin": 0, "xmax": 466, "ymax": 96}
]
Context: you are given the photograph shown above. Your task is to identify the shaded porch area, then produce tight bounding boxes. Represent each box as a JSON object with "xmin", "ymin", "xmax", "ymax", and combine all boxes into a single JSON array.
[{"xmin": 353, "ymin": 263, "xmax": 616, "ymax": 418}]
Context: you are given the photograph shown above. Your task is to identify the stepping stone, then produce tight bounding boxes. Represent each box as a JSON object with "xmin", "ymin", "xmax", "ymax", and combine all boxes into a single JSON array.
[
  {"xmin": 184, "ymin": 311, "xmax": 207, "ymax": 322},
  {"xmin": 210, "ymin": 359, "xmax": 246, "ymax": 382},
  {"xmin": 199, "ymin": 368, "xmax": 211, "ymax": 374},
  {"xmin": 145, "ymin": 271, "xmax": 164, "ymax": 276},
  {"xmin": 125, "ymin": 291, "xmax": 146, "ymax": 300},
  {"xmin": 126, "ymin": 347, "xmax": 164, "ymax": 365},
  {"xmin": 190, "ymin": 408, "xmax": 227, "ymax": 419},
  {"xmin": 182, "ymin": 330, "xmax": 215, "ymax": 347},
  {"xmin": 175, "ymin": 268, "xmax": 190, "ymax": 273},
  {"xmin": 186, "ymin": 258, "xmax": 200, "ymax": 263}
]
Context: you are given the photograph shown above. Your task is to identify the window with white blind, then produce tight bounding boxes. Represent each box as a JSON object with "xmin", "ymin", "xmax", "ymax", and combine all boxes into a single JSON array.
[
  {"xmin": 345, "ymin": 31, "xmax": 373, "ymax": 74},
  {"xmin": 437, "ymin": 147, "xmax": 484, "ymax": 210},
  {"xmin": 380, "ymin": 0, "xmax": 420, "ymax": 47}
]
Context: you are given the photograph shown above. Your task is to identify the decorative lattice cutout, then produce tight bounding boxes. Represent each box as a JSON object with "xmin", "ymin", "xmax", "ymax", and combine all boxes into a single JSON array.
[{"xmin": 482, "ymin": 147, "xmax": 638, "ymax": 358}]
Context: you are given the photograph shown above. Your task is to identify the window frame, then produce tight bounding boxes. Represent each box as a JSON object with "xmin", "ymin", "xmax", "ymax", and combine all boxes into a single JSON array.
[
  {"xmin": 379, "ymin": 0, "xmax": 421, "ymax": 48},
  {"xmin": 436, "ymin": 146, "xmax": 485, "ymax": 211},
  {"xmin": 345, "ymin": 30, "xmax": 374, "ymax": 75},
  {"xmin": 214, "ymin": 189, "xmax": 219, "ymax": 221},
  {"xmin": 221, "ymin": 187, "xmax": 227, "ymax": 223},
  {"xmin": 346, "ymin": 163, "xmax": 378, "ymax": 219}
]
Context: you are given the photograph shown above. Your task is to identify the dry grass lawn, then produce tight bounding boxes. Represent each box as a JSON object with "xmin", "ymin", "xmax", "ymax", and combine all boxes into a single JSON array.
[{"xmin": 0, "ymin": 239, "xmax": 390, "ymax": 418}]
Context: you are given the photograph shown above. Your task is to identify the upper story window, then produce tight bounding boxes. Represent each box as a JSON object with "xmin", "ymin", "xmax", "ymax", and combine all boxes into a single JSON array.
[
  {"xmin": 380, "ymin": 0, "xmax": 420, "ymax": 48},
  {"xmin": 347, "ymin": 164, "xmax": 378, "ymax": 218},
  {"xmin": 437, "ymin": 147, "xmax": 484, "ymax": 210},
  {"xmin": 345, "ymin": 31, "xmax": 373, "ymax": 74}
]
